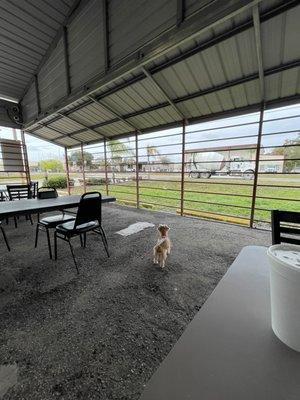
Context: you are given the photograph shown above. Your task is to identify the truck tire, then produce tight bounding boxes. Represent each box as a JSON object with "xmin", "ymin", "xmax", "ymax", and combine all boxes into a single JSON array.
[
  {"xmin": 199, "ymin": 171, "xmax": 211, "ymax": 179},
  {"xmin": 189, "ymin": 171, "xmax": 200, "ymax": 179},
  {"xmin": 243, "ymin": 169, "xmax": 254, "ymax": 179}
]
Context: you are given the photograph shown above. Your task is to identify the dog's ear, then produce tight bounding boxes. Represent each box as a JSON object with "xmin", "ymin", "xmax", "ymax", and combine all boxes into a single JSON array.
[{"xmin": 158, "ymin": 224, "xmax": 170, "ymax": 231}]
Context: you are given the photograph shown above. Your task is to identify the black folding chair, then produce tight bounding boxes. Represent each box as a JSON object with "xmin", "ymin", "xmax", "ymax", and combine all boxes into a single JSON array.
[
  {"xmin": 35, "ymin": 187, "xmax": 75, "ymax": 259},
  {"xmin": 271, "ymin": 210, "xmax": 300, "ymax": 245},
  {"xmin": 30, "ymin": 181, "xmax": 39, "ymax": 198},
  {"xmin": 7, "ymin": 184, "xmax": 33, "ymax": 228},
  {"xmin": 54, "ymin": 192, "xmax": 109, "ymax": 273},
  {"xmin": 0, "ymin": 221, "xmax": 10, "ymax": 251}
]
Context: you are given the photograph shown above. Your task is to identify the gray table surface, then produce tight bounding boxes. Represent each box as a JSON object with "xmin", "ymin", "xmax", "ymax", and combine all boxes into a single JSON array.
[
  {"xmin": 140, "ymin": 246, "xmax": 300, "ymax": 400},
  {"xmin": 0, "ymin": 195, "xmax": 116, "ymax": 218}
]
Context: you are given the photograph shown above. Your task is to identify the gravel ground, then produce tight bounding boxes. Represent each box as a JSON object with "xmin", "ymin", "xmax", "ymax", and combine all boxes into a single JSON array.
[{"xmin": 0, "ymin": 204, "xmax": 270, "ymax": 400}]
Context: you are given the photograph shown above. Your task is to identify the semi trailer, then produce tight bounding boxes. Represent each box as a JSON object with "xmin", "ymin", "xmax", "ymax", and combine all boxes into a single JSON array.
[{"xmin": 188, "ymin": 150, "xmax": 255, "ymax": 179}]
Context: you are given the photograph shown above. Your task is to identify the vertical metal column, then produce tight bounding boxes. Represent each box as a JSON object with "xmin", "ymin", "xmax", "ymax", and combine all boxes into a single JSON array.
[
  {"xmin": 21, "ymin": 130, "xmax": 31, "ymax": 184},
  {"xmin": 64, "ymin": 147, "xmax": 71, "ymax": 195},
  {"xmin": 135, "ymin": 131, "xmax": 140, "ymax": 208},
  {"xmin": 80, "ymin": 143, "xmax": 86, "ymax": 193},
  {"xmin": 102, "ymin": 0, "xmax": 110, "ymax": 72},
  {"xmin": 34, "ymin": 75, "xmax": 41, "ymax": 115},
  {"xmin": 104, "ymin": 139, "xmax": 109, "ymax": 195},
  {"xmin": 62, "ymin": 26, "xmax": 71, "ymax": 96},
  {"xmin": 250, "ymin": 103, "xmax": 265, "ymax": 228},
  {"xmin": 180, "ymin": 119, "xmax": 186, "ymax": 216}
]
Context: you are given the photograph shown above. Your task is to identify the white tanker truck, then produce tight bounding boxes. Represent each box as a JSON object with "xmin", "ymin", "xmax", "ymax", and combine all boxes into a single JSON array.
[{"xmin": 188, "ymin": 151, "xmax": 255, "ymax": 179}]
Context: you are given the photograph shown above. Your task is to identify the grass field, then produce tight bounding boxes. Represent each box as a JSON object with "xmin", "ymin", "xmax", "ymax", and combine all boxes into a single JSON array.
[
  {"xmin": 67, "ymin": 173, "xmax": 299, "ymax": 226},
  {"xmin": 1, "ymin": 171, "xmax": 298, "ymax": 226}
]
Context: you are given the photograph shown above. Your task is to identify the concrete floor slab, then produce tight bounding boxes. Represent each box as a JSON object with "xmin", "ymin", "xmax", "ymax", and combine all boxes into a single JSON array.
[{"xmin": 0, "ymin": 204, "xmax": 270, "ymax": 399}]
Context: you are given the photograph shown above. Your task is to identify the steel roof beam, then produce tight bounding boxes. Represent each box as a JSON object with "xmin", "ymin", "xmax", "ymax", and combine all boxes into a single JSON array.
[
  {"xmin": 24, "ymin": 0, "xmax": 261, "ymax": 128},
  {"xmin": 88, "ymin": 95, "xmax": 141, "ymax": 133},
  {"xmin": 25, "ymin": 129, "xmax": 65, "ymax": 147},
  {"xmin": 65, "ymin": 94, "xmax": 300, "ymax": 149},
  {"xmin": 31, "ymin": 58, "xmax": 299, "ymax": 143},
  {"xmin": 141, "ymin": 66, "xmax": 186, "ymax": 120},
  {"xmin": 24, "ymin": 0, "xmax": 297, "ymax": 130},
  {"xmin": 102, "ymin": 0, "xmax": 110, "ymax": 72},
  {"xmin": 37, "ymin": 122, "xmax": 82, "ymax": 143},
  {"xmin": 57, "ymin": 112, "xmax": 107, "ymax": 139},
  {"xmin": 252, "ymin": 5, "xmax": 265, "ymax": 102},
  {"xmin": 87, "ymin": 59, "xmax": 300, "ymax": 130},
  {"xmin": 47, "ymin": 0, "xmax": 297, "ymax": 120}
]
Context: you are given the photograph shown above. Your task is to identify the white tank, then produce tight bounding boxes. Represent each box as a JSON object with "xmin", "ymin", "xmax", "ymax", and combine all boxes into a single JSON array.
[{"xmin": 193, "ymin": 151, "xmax": 225, "ymax": 171}]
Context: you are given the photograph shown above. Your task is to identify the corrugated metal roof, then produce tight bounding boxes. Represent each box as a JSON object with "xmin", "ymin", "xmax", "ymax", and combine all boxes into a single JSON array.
[
  {"xmin": 0, "ymin": 0, "xmax": 299, "ymax": 148},
  {"xmin": 0, "ymin": 0, "xmax": 78, "ymax": 101}
]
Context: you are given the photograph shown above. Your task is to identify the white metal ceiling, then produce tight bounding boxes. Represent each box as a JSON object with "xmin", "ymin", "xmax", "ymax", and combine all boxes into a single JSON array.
[
  {"xmin": 0, "ymin": 0, "xmax": 78, "ymax": 101},
  {"xmin": 0, "ymin": 0, "xmax": 299, "ymax": 147}
]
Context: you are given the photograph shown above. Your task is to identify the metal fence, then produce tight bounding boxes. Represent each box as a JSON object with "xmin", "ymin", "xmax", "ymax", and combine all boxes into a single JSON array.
[{"xmin": 64, "ymin": 104, "xmax": 299, "ymax": 228}]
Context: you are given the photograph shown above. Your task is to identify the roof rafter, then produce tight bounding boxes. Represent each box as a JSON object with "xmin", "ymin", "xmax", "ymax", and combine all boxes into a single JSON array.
[
  {"xmin": 24, "ymin": 0, "xmax": 298, "ymax": 132},
  {"xmin": 57, "ymin": 111, "xmax": 107, "ymax": 139},
  {"xmin": 252, "ymin": 4, "xmax": 265, "ymax": 101},
  {"xmin": 27, "ymin": 58, "xmax": 300, "ymax": 145},
  {"xmin": 141, "ymin": 66, "xmax": 186, "ymax": 121},
  {"xmin": 87, "ymin": 95, "xmax": 141, "ymax": 133},
  {"xmin": 65, "ymin": 93, "xmax": 300, "ymax": 149},
  {"xmin": 37, "ymin": 122, "xmax": 82, "ymax": 143}
]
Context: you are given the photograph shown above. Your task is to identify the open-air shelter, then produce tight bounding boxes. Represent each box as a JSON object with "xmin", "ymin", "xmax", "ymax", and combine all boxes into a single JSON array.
[{"xmin": 0, "ymin": 1, "xmax": 299, "ymax": 399}]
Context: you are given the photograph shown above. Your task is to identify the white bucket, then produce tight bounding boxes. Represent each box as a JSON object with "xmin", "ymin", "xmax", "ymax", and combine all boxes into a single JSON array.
[{"xmin": 267, "ymin": 244, "xmax": 300, "ymax": 351}]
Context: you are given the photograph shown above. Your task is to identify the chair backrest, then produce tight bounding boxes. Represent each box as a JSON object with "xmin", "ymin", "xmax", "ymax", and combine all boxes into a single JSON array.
[
  {"xmin": 7, "ymin": 184, "xmax": 32, "ymax": 200},
  {"xmin": 37, "ymin": 186, "xmax": 58, "ymax": 199},
  {"xmin": 74, "ymin": 192, "xmax": 102, "ymax": 228},
  {"xmin": 271, "ymin": 210, "xmax": 300, "ymax": 245},
  {"xmin": 30, "ymin": 181, "xmax": 39, "ymax": 198}
]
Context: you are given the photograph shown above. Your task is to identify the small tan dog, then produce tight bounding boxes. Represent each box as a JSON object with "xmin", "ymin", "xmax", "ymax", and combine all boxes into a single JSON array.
[{"xmin": 153, "ymin": 224, "xmax": 171, "ymax": 268}]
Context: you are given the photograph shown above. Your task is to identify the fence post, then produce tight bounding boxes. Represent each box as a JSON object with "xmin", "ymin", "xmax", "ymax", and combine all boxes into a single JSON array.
[
  {"xmin": 21, "ymin": 130, "xmax": 31, "ymax": 184},
  {"xmin": 64, "ymin": 147, "xmax": 71, "ymax": 195},
  {"xmin": 104, "ymin": 139, "xmax": 109, "ymax": 195},
  {"xmin": 250, "ymin": 103, "xmax": 265, "ymax": 228},
  {"xmin": 180, "ymin": 119, "xmax": 186, "ymax": 216},
  {"xmin": 80, "ymin": 143, "xmax": 86, "ymax": 193},
  {"xmin": 135, "ymin": 131, "xmax": 140, "ymax": 208}
]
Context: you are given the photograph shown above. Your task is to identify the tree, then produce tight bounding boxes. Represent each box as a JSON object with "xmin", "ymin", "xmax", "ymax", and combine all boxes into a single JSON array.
[
  {"xmin": 70, "ymin": 151, "xmax": 93, "ymax": 168},
  {"xmin": 107, "ymin": 140, "xmax": 133, "ymax": 159},
  {"xmin": 146, "ymin": 145, "xmax": 159, "ymax": 174},
  {"xmin": 106, "ymin": 139, "xmax": 133, "ymax": 181},
  {"xmin": 270, "ymin": 135, "xmax": 300, "ymax": 172},
  {"xmin": 39, "ymin": 159, "xmax": 63, "ymax": 172}
]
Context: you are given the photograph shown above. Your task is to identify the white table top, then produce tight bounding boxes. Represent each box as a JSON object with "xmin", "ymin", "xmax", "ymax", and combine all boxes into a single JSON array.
[{"xmin": 140, "ymin": 246, "xmax": 300, "ymax": 400}]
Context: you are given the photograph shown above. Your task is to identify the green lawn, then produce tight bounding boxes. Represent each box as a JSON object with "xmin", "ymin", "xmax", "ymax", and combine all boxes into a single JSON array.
[
  {"xmin": 3, "ymin": 171, "xmax": 297, "ymax": 226},
  {"xmin": 69, "ymin": 174, "xmax": 299, "ymax": 226}
]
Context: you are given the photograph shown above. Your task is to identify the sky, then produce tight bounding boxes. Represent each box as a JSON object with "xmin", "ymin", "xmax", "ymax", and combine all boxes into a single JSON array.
[{"xmin": 0, "ymin": 103, "xmax": 299, "ymax": 164}]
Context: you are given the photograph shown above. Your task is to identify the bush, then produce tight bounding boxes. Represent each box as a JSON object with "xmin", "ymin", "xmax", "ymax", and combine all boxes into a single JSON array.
[
  {"xmin": 43, "ymin": 176, "xmax": 68, "ymax": 189},
  {"xmin": 85, "ymin": 177, "xmax": 106, "ymax": 186}
]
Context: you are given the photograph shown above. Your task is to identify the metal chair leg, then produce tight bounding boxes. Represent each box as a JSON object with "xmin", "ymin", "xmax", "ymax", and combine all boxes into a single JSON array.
[
  {"xmin": 1, "ymin": 226, "xmax": 10, "ymax": 251},
  {"xmin": 34, "ymin": 224, "xmax": 39, "ymax": 248},
  {"xmin": 54, "ymin": 231, "xmax": 58, "ymax": 260},
  {"xmin": 46, "ymin": 227, "xmax": 52, "ymax": 259},
  {"xmin": 99, "ymin": 227, "xmax": 109, "ymax": 257},
  {"xmin": 80, "ymin": 234, "xmax": 84, "ymax": 247},
  {"xmin": 83, "ymin": 233, "xmax": 86, "ymax": 248},
  {"xmin": 14, "ymin": 216, "xmax": 17, "ymax": 228},
  {"xmin": 29, "ymin": 214, "xmax": 33, "ymax": 225},
  {"xmin": 68, "ymin": 239, "xmax": 79, "ymax": 274}
]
